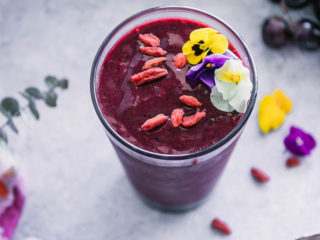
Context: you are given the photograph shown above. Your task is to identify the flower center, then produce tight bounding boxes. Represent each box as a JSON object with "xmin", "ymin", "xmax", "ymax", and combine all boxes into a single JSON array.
[
  {"xmin": 296, "ymin": 137, "xmax": 304, "ymax": 146},
  {"xmin": 192, "ymin": 44, "xmax": 203, "ymax": 56},
  {"xmin": 206, "ymin": 63, "xmax": 212, "ymax": 68}
]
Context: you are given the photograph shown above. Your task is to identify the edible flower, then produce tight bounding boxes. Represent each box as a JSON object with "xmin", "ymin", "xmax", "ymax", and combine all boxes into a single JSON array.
[
  {"xmin": 186, "ymin": 53, "xmax": 233, "ymax": 88},
  {"xmin": 258, "ymin": 89, "xmax": 293, "ymax": 133},
  {"xmin": 210, "ymin": 59, "xmax": 252, "ymax": 113},
  {"xmin": 284, "ymin": 126, "xmax": 316, "ymax": 156},
  {"xmin": 182, "ymin": 28, "xmax": 229, "ymax": 65}
]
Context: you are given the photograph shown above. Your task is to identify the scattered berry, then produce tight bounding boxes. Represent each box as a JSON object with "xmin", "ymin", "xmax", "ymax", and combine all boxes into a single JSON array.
[
  {"xmin": 193, "ymin": 159, "xmax": 199, "ymax": 165},
  {"xmin": 251, "ymin": 167, "xmax": 270, "ymax": 182},
  {"xmin": 314, "ymin": 0, "xmax": 320, "ymax": 20},
  {"xmin": 131, "ymin": 67, "xmax": 168, "ymax": 86},
  {"xmin": 141, "ymin": 114, "xmax": 168, "ymax": 131},
  {"xmin": 139, "ymin": 33, "xmax": 160, "ymax": 47},
  {"xmin": 170, "ymin": 108, "xmax": 184, "ymax": 127},
  {"xmin": 294, "ymin": 18, "xmax": 320, "ymax": 50},
  {"xmin": 174, "ymin": 53, "xmax": 188, "ymax": 69},
  {"xmin": 211, "ymin": 218, "xmax": 232, "ymax": 235},
  {"xmin": 286, "ymin": 157, "xmax": 301, "ymax": 167},
  {"xmin": 140, "ymin": 46, "xmax": 167, "ymax": 56},
  {"xmin": 182, "ymin": 111, "xmax": 206, "ymax": 127},
  {"xmin": 142, "ymin": 57, "xmax": 166, "ymax": 71},
  {"xmin": 179, "ymin": 95, "xmax": 202, "ymax": 107},
  {"xmin": 262, "ymin": 16, "xmax": 291, "ymax": 48},
  {"xmin": 285, "ymin": 0, "xmax": 310, "ymax": 9}
]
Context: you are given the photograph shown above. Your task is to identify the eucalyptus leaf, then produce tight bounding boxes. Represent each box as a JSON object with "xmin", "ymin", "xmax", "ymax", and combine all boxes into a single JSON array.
[
  {"xmin": 45, "ymin": 75, "xmax": 57, "ymax": 88},
  {"xmin": 29, "ymin": 100, "xmax": 40, "ymax": 120},
  {"xmin": 0, "ymin": 129, "xmax": 8, "ymax": 143},
  {"xmin": 20, "ymin": 92, "xmax": 31, "ymax": 100},
  {"xmin": 44, "ymin": 91, "xmax": 57, "ymax": 107},
  {"xmin": 7, "ymin": 119, "xmax": 18, "ymax": 134},
  {"xmin": 25, "ymin": 87, "xmax": 42, "ymax": 99},
  {"xmin": 1, "ymin": 97, "xmax": 20, "ymax": 116},
  {"xmin": 0, "ymin": 107, "xmax": 10, "ymax": 118},
  {"xmin": 58, "ymin": 79, "xmax": 69, "ymax": 90}
]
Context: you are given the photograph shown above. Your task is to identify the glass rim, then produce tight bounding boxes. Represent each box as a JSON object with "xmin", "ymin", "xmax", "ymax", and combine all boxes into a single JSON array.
[{"xmin": 90, "ymin": 6, "xmax": 258, "ymax": 161}]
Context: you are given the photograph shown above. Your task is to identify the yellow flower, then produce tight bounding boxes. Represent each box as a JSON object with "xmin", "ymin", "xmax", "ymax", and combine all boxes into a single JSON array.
[
  {"xmin": 258, "ymin": 89, "xmax": 293, "ymax": 134},
  {"xmin": 182, "ymin": 28, "xmax": 229, "ymax": 65}
]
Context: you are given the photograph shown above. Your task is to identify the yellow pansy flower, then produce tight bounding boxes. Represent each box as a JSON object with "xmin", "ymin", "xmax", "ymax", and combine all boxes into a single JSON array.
[
  {"xmin": 182, "ymin": 28, "xmax": 229, "ymax": 65},
  {"xmin": 258, "ymin": 89, "xmax": 293, "ymax": 134}
]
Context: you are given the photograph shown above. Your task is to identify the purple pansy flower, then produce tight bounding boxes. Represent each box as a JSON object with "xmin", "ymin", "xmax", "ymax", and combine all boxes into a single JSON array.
[
  {"xmin": 284, "ymin": 126, "xmax": 317, "ymax": 156},
  {"xmin": 186, "ymin": 52, "xmax": 236, "ymax": 88}
]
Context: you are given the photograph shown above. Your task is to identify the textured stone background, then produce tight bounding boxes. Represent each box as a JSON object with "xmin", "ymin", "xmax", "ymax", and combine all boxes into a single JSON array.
[{"xmin": 0, "ymin": 0, "xmax": 320, "ymax": 239}]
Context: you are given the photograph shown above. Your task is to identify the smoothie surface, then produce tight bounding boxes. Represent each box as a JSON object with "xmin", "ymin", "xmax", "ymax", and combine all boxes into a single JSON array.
[{"xmin": 97, "ymin": 18, "xmax": 242, "ymax": 154}]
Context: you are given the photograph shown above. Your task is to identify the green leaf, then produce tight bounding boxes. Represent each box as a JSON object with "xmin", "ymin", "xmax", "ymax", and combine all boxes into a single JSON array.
[
  {"xmin": 20, "ymin": 92, "xmax": 31, "ymax": 100},
  {"xmin": 0, "ymin": 129, "xmax": 8, "ymax": 143},
  {"xmin": 7, "ymin": 119, "xmax": 18, "ymax": 134},
  {"xmin": 45, "ymin": 75, "xmax": 57, "ymax": 88},
  {"xmin": 25, "ymin": 87, "xmax": 42, "ymax": 99},
  {"xmin": 44, "ymin": 91, "xmax": 57, "ymax": 107},
  {"xmin": 1, "ymin": 97, "xmax": 20, "ymax": 116},
  {"xmin": 29, "ymin": 100, "xmax": 40, "ymax": 120},
  {"xmin": 58, "ymin": 79, "xmax": 69, "ymax": 90}
]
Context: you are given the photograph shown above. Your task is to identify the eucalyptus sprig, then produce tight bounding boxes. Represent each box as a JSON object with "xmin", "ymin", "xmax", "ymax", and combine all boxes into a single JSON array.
[{"xmin": 0, "ymin": 75, "xmax": 68, "ymax": 144}]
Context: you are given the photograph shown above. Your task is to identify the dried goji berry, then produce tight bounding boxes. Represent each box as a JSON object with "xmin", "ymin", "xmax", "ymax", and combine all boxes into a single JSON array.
[
  {"xmin": 251, "ymin": 167, "xmax": 270, "ymax": 182},
  {"xmin": 174, "ymin": 53, "xmax": 187, "ymax": 69},
  {"xmin": 141, "ymin": 114, "xmax": 168, "ymax": 131},
  {"xmin": 170, "ymin": 108, "xmax": 184, "ymax": 127},
  {"xmin": 0, "ymin": 181, "xmax": 8, "ymax": 198},
  {"xmin": 131, "ymin": 67, "xmax": 168, "ymax": 86},
  {"xmin": 181, "ymin": 111, "xmax": 206, "ymax": 127},
  {"xmin": 179, "ymin": 95, "xmax": 202, "ymax": 107},
  {"xmin": 140, "ymin": 46, "xmax": 167, "ymax": 57},
  {"xmin": 286, "ymin": 157, "xmax": 300, "ymax": 167},
  {"xmin": 142, "ymin": 57, "xmax": 166, "ymax": 71},
  {"xmin": 211, "ymin": 218, "xmax": 232, "ymax": 235},
  {"xmin": 139, "ymin": 33, "xmax": 160, "ymax": 47}
]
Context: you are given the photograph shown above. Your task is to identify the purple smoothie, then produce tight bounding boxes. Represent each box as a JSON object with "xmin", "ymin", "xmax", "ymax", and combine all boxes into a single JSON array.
[
  {"xmin": 95, "ymin": 17, "xmax": 252, "ymax": 210},
  {"xmin": 97, "ymin": 18, "xmax": 242, "ymax": 155}
]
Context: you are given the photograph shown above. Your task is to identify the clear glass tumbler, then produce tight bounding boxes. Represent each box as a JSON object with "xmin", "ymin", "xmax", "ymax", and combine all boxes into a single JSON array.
[{"xmin": 90, "ymin": 6, "xmax": 257, "ymax": 211}]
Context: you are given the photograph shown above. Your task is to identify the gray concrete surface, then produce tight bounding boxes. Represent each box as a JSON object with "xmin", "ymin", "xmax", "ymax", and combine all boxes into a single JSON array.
[{"xmin": 0, "ymin": 0, "xmax": 320, "ymax": 239}]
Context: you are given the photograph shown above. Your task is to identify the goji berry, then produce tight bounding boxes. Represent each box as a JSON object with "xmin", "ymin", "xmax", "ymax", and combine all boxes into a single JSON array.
[
  {"xmin": 140, "ymin": 46, "xmax": 167, "ymax": 56},
  {"xmin": 170, "ymin": 108, "xmax": 184, "ymax": 127},
  {"xmin": 139, "ymin": 33, "xmax": 160, "ymax": 47},
  {"xmin": 174, "ymin": 53, "xmax": 187, "ymax": 69},
  {"xmin": 211, "ymin": 218, "xmax": 232, "ymax": 235},
  {"xmin": 251, "ymin": 167, "xmax": 270, "ymax": 182},
  {"xmin": 142, "ymin": 57, "xmax": 166, "ymax": 71},
  {"xmin": 181, "ymin": 111, "xmax": 206, "ymax": 127},
  {"xmin": 286, "ymin": 157, "xmax": 300, "ymax": 167},
  {"xmin": 141, "ymin": 114, "xmax": 168, "ymax": 131},
  {"xmin": 131, "ymin": 67, "xmax": 168, "ymax": 86},
  {"xmin": 0, "ymin": 181, "xmax": 8, "ymax": 198},
  {"xmin": 179, "ymin": 95, "xmax": 202, "ymax": 107}
]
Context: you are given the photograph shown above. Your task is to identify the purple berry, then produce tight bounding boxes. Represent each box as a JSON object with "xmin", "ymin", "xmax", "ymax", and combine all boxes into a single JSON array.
[
  {"xmin": 294, "ymin": 18, "xmax": 320, "ymax": 50},
  {"xmin": 285, "ymin": 0, "xmax": 310, "ymax": 8},
  {"xmin": 262, "ymin": 16, "xmax": 291, "ymax": 48},
  {"xmin": 313, "ymin": 0, "xmax": 320, "ymax": 20}
]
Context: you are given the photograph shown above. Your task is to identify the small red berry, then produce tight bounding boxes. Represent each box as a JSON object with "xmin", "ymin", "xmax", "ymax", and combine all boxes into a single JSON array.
[
  {"xmin": 286, "ymin": 157, "xmax": 300, "ymax": 167},
  {"xmin": 251, "ymin": 167, "xmax": 270, "ymax": 182},
  {"xmin": 193, "ymin": 159, "xmax": 199, "ymax": 165},
  {"xmin": 211, "ymin": 218, "xmax": 232, "ymax": 235}
]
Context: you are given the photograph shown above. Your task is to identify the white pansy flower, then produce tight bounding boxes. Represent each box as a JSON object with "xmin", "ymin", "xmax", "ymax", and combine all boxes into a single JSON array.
[{"xmin": 210, "ymin": 59, "xmax": 252, "ymax": 113}]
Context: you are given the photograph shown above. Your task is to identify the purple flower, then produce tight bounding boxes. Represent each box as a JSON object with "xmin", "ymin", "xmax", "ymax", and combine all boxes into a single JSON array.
[
  {"xmin": 284, "ymin": 126, "xmax": 317, "ymax": 156},
  {"xmin": 186, "ymin": 53, "xmax": 235, "ymax": 88}
]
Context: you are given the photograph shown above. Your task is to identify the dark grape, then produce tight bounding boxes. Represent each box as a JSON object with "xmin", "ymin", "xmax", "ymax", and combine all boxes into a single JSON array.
[
  {"xmin": 294, "ymin": 18, "xmax": 320, "ymax": 50},
  {"xmin": 285, "ymin": 0, "xmax": 310, "ymax": 8},
  {"xmin": 262, "ymin": 16, "xmax": 291, "ymax": 48},
  {"xmin": 313, "ymin": 0, "xmax": 320, "ymax": 20},
  {"xmin": 269, "ymin": 0, "xmax": 281, "ymax": 3}
]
